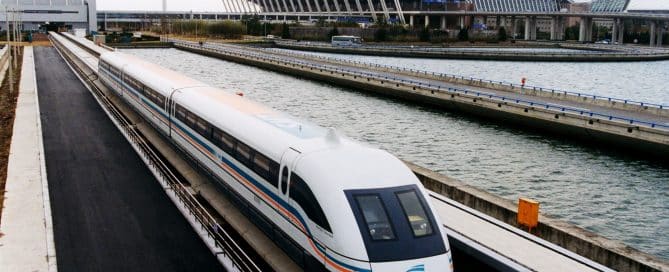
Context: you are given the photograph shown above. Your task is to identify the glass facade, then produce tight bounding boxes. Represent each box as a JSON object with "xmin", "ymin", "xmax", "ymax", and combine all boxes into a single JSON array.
[
  {"xmin": 470, "ymin": 0, "xmax": 560, "ymax": 12},
  {"xmin": 590, "ymin": 0, "xmax": 629, "ymax": 13}
]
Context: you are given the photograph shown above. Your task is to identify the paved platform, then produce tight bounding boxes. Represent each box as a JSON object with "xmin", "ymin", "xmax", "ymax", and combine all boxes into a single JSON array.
[
  {"xmin": 33, "ymin": 46, "xmax": 223, "ymax": 271},
  {"xmin": 0, "ymin": 47, "xmax": 56, "ymax": 272}
]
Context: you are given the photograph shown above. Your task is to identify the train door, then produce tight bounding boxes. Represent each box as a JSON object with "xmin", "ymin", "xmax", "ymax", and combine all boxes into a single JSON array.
[
  {"xmin": 279, "ymin": 148, "xmax": 301, "ymax": 198},
  {"xmin": 167, "ymin": 89, "xmax": 178, "ymax": 137}
]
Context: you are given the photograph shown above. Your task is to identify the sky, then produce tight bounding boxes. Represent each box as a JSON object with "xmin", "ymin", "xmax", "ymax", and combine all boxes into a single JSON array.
[{"xmin": 97, "ymin": 0, "xmax": 669, "ymax": 12}]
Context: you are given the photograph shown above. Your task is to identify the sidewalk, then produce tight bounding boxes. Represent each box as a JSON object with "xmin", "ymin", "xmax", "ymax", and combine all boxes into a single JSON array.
[{"xmin": 0, "ymin": 46, "xmax": 56, "ymax": 271}]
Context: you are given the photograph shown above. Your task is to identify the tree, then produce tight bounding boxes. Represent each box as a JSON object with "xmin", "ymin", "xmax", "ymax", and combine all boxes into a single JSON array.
[
  {"xmin": 281, "ymin": 22, "xmax": 290, "ymax": 39},
  {"xmin": 327, "ymin": 26, "xmax": 340, "ymax": 40},
  {"xmin": 374, "ymin": 27, "xmax": 387, "ymax": 42},
  {"xmin": 498, "ymin": 26, "xmax": 507, "ymax": 41},
  {"xmin": 244, "ymin": 15, "xmax": 263, "ymax": 35},
  {"xmin": 457, "ymin": 27, "xmax": 469, "ymax": 41},
  {"xmin": 564, "ymin": 25, "xmax": 579, "ymax": 41},
  {"xmin": 419, "ymin": 27, "xmax": 431, "ymax": 42}
]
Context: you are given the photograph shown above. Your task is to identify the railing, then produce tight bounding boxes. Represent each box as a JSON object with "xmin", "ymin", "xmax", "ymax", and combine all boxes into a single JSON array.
[
  {"xmin": 273, "ymin": 40, "xmax": 669, "ymax": 57},
  {"xmin": 261, "ymin": 45, "xmax": 669, "ymax": 110},
  {"xmin": 172, "ymin": 39, "xmax": 669, "ymax": 131},
  {"xmin": 54, "ymin": 35, "xmax": 262, "ymax": 272}
]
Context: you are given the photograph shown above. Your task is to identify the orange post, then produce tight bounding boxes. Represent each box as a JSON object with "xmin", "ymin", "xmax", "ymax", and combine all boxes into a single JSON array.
[{"xmin": 517, "ymin": 198, "xmax": 539, "ymax": 233}]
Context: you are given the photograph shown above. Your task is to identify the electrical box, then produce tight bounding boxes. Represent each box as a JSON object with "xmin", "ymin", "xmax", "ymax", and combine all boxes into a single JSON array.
[{"xmin": 518, "ymin": 198, "xmax": 539, "ymax": 229}]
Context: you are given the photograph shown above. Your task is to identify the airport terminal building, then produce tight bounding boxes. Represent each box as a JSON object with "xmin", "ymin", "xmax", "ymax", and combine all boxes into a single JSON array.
[{"xmin": 0, "ymin": 0, "xmax": 97, "ymax": 33}]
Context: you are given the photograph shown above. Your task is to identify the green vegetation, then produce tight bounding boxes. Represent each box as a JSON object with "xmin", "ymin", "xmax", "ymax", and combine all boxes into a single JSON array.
[
  {"xmin": 457, "ymin": 27, "xmax": 469, "ymax": 41},
  {"xmin": 374, "ymin": 27, "xmax": 388, "ymax": 42},
  {"xmin": 564, "ymin": 25, "xmax": 579, "ymax": 40},
  {"xmin": 419, "ymin": 27, "xmax": 431, "ymax": 42},
  {"xmin": 327, "ymin": 26, "xmax": 340, "ymax": 40},
  {"xmin": 281, "ymin": 22, "xmax": 291, "ymax": 39},
  {"xmin": 497, "ymin": 27, "xmax": 507, "ymax": 41},
  {"xmin": 166, "ymin": 20, "xmax": 246, "ymax": 38}
]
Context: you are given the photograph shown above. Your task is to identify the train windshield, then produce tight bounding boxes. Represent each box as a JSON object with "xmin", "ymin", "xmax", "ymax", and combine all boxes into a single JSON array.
[
  {"xmin": 354, "ymin": 194, "xmax": 396, "ymax": 240},
  {"xmin": 397, "ymin": 190, "xmax": 433, "ymax": 237},
  {"xmin": 346, "ymin": 185, "xmax": 446, "ymax": 262}
]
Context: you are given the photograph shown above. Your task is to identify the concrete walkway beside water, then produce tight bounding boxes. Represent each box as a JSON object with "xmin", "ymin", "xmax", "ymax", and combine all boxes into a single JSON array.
[{"xmin": 0, "ymin": 47, "xmax": 56, "ymax": 271}]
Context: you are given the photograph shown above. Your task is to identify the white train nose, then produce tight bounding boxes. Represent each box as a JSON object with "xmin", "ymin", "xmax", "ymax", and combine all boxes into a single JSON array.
[{"xmin": 370, "ymin": 253, "xmax": 453, "ymax": 272}]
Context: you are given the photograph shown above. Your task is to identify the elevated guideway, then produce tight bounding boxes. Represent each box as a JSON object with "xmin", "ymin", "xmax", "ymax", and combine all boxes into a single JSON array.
[
  {"xmin": 431, "ymin": 193, "xmax": 613, "ymax": 272},
  {"xmin": 272, "ymin": 40, "xmax": 669, "ymax": 61},
  {"xmin": 168, "ymin": 39, "xmax": 669, "ymax": 159},
  {"xmin": 54, "ymin": 33, "xmax": 647, "ymax": 271}
]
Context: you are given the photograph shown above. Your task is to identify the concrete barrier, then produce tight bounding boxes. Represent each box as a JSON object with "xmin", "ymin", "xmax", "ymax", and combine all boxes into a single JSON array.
[
  {"xmin": 274, "ymin": 42, "xmax": 669, "ymax": 62},
  {"xmin": 408, "ymin": 162, "xmax": 669, "ymax": 272}
]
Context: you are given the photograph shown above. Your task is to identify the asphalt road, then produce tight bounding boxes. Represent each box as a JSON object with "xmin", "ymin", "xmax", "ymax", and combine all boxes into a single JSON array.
[{"xmin": 35, "ymin": 46, "xmax": 224, "ymax": 271}]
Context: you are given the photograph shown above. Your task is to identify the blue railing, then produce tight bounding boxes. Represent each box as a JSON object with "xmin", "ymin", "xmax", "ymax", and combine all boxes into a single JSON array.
[{"xmin": 172, "ymin": 40, "xmax": 669, "ymax": 131}]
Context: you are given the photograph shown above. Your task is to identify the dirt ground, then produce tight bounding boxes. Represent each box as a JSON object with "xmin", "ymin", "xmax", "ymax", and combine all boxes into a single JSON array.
[{"xmin": 0, "ymin": 48, "xmax": 24, "ymax": 224}]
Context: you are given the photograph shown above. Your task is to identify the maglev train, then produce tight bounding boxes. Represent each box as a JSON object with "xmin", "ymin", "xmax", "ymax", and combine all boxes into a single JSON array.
[{"xmin": 97, "ymin": 51, "xmax": 453, "ymax": 272}]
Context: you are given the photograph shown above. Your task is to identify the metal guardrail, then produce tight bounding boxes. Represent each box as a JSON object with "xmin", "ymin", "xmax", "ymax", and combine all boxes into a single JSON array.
[
  {"xmin": 264, "ymin": 45, "xmax": 669, "ymax": 110},
  {"xmin": 53, "ymin": 35, "xmax": 262, "ymax": 272},
  {"xmin": 274, "ymin": 40, "xmax": 669, "ymax": 57},
  {"xmin": 173, "ymin": 40, "xmax": 669, "ymax": 131}
]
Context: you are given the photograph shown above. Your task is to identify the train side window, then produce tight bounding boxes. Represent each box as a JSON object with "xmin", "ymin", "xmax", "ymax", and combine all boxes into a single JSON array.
[
  {"xmin": 354, "ymin": 194, "xmax": 396, "ymax": 241},
  {"xmin": 155, "ymin": 93, "xmax": 165, "ymax": 107},
  {"xmin": 196, "ymin": 118, "xmax": 211, "ymax": 139},
  {"xmin": 216, "ymin": 130, "xmax": 236, "ymax": 153},
  {"xmin": 290, "ymin": 175, "xmax": 332, "ymax": 233},
  {"xmin": 268, "ymin": 161, "xmax": 280, "ymax": 188},
  {"xmin": 185, "ymin": 111, "xmax": 197, "ymax": 129},
  {"xmin": 234, "ymin": 142, "xmax": 253, "ymax": 166},
  {"xmin": 252, "ymin": 153, "xmax": 271, "ymax": 182},
  {"xmin": 211, "ymin": 128, "xmax": 223, "ymax": 147},
  {"xmin": 176, "ymin": 105, "xmax": 186, "ymax": 122},
  {"xmin": 110, "ymin": 66, "xmax": 120, "ymax": 77}
]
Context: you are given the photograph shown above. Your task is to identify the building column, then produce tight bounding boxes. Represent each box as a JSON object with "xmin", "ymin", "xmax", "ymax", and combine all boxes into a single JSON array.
[
  {"xmin": 525, "ymin": 17, "xmax": 531, "ymax": 40},
  {"xmin": 410, "ymin": 15, "xmax": 414, "ymax": 27},
  {"xmin": 511, "ymin": 16, "xmax": 517, "ymax": 39},
  {"xmin": 524, "ymin": 16, "xmax": 536, "ymax": 40},
  {"xmin": 440, "ymin": 16, "xmax": 446, "ymax": 30},
  {"xmin": 425, "ymin": 15, "xmax": 430, "ymax": 28},
  {"xmin": 458, "ymin": 16, "xmax": 465, "ymax": 29},
  {"xmin": 579, "ymin": 17, "xmax": 592, "ymax": 42},
  {"xmin": 531, "ymin": 17, "xmax": 537, "ymax": 40},
  {"xmin": 650, "ymin": 21, "xmax": 656, "ymax": 47},
  {"xmin": 658, "ymin": 23, "xmax": 665, "ymax": 47},
  {"xmin": 611, "ymin": 19, "xmax": 618, "ymax": 44},
  {"xmin": 550, "ymin": 17, "xmax": 557, "ymax": 40},
  {"xmin": 617, "ymin": 19, "xmax": 624, "ymax": 44},
  {"xmin": 495, "ymin": 16, "xmax": 501, "ymax": 29}
]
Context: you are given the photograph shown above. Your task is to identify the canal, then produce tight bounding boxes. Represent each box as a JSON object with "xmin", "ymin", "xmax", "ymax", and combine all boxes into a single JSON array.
[
  {"xmin": 123, "ymin": 48, "xmax": 669, "ymax": 260},
  {"xmin": 270, "ymin": 48, "xmax": 669, "ymax": 105}
]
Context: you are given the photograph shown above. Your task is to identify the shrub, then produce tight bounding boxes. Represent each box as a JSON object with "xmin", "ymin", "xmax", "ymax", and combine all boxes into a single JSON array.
[{"xmin": 498, "ymin": 27, "xmax": 507, "ymax": 41}]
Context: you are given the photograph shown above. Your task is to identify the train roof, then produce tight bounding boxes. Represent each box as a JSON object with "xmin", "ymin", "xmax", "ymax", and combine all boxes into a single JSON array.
[
  {"xmin": 101, "ymin": 51, "xmax": 419, "ymax": 189},
  {"xmin": 101, "ymin": 51, "xmax": 207, "ymax": 96}
]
